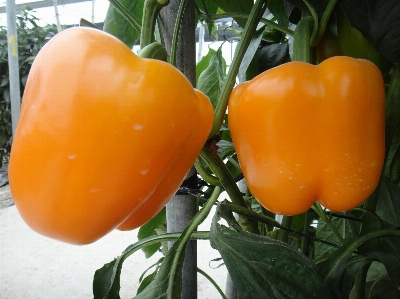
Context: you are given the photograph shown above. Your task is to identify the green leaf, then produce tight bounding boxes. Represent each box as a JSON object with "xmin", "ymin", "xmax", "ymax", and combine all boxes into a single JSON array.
[
  {"xmin": 93, "ymin": 257, "xmax": 123, "ymax": 299},
  {"xmin": 210, "ymin": 0, "xmax": 254, "ymax": 28},
  {"xmin": 267, "ymin": 0, "xmax": 290, "ymax": 28},
  {"xmin": 196, "ymin": 47, "xmax": 216, "ymax": 85},
  {"xmin": 137, "ymin": 207, "xmax": 166, "ymax": 258},
  {"xmin": 314, "ymin": 214, "xmax": 358, "ymax": 261},
  {"xmin": 340, "ymin": 255, "xmax": 374, "ymax": 298},
  {"xmin": 258, "ymin": 42, "xmax": 289, "ymax": 70},
  {"xmin": 79, "ymin": 18, "xmax": 100, "ymax": 29},
  {"xmin": 93, "ymin": 231, "xmax": 209, "ymax": 299},
  {"xmin": 366, "ymin": 276, "xmax": 398, "ymax": 299},
  {"xmin": 137, "ymin": 264, "xmax": 160, "ymax": 295},
  {"xmin": 210, "ymin": 202, "xmax": 335, "ymax": 299},
  {"xmin": 318, "ymin": 226, "xmax": 400, "ymax": 298},
  {"xmin": 197, "ymin": 45, "xmax": 226, "ymax": 109},
  {"xmin": 374, "ymin": 177, "xmax": 400, "ymax": 227},
  {"xmin": 103, "ymin": 0, "xmax": 144, "ymax": 48},
  {"xmin": 217, "ymin": 140, "xmax": 235, "ymax": 159},
  {"xmin": 238, "ymin": 25, "xmax": 265, "ymax": 83},
  {"xmin": 195, "ymin": 0, "xmax": 219, "ymax": 36},
  {"xmin": 338, "ymin": 0, "xmax": 400, "ymax": 64},
  {"xmin": 385, "ymin": 66, "xmax": 400, "ymax": 185},
  {"xmin": 132, "ymin": 190, "xmax": 220, "ymax": 299}
]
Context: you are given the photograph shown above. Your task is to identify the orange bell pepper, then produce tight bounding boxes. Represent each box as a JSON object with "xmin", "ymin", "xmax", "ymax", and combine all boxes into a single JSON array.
[
  {"xmin": 8, "ymin": 27, "xmax": 213, "ymax": 244},
  {"xmin": 228, "ymin": 56, "xmax": 385, "ymax": 215}
]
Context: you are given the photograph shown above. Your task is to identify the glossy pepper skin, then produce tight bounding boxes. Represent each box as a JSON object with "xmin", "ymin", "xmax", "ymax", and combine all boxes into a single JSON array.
[
  {"xmin": 8, "ymin": 27, "xmax": 213, "ymax": 244},
  {"xmin": 228, "ymin": 56, "xmax": 385, "ymax": 216},
  {"xmin": 117, "ymin": 90, "xmax": 212, "ymax": 230}
]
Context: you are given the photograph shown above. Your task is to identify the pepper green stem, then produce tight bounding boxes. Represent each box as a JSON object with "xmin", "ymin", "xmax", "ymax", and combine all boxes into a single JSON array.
[
  {"xmin": 300, "ymin": 211, "xmax": 311, "ymax": 255},
  {"xmin": 313, "ymin": 0, "xmax": 338, "ymax": 46},
  {"xmin": 138, "ymin": 42, "xmax": 168, "ymax": 61},
  {"xmin": 194, "ymin": 158, "xmax": 222, "ymax": 187},
  {"xmin": 209, "ymin": 0, "xmax": 268, "ymax": 137},
  {"xmin": 293, "ymin": 16, "xmax": 313, "ymax": 63},
  {"xmin": 140, "ymin": 0, "xmax": 170, "ymax": 49},
  {"xmin": 303, "ymin": 0, "xmax": 318, "ymax": 46},
  {"xmin": 108, "ymin": 0, "xmax": 142, "ymax": 33},
  {"xmin": 227, "ymin": 203, "xmax": 281, "ymax": 228},
  {"xmin": 199, "ymin": 148, "xmax": 258, "ymax": 233},
  {"xmin": 353, "ymin": 264, "xmax": 368, "ymax": 299},
  {"xmin": 312, "ymin": 203, "xmax": 345, "ymax": 245},
  {"xmin": 197, "ymin": 268, "xmax": 228, "ymax": 299},
  {"xmin": 167, "ymin": 186, "xmax": 221, "ymax": 299},
  {"xmin": 277, "ymin": 216, "xmax": 293, "ymax": 243}
]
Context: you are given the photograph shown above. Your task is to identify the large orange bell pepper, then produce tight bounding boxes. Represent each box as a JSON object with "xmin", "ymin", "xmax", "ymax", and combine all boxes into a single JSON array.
[
  {"xmin": 8, "ymin": 27, "xmax": 213, "ymax": 244},
  {"xmin": 228, "ymin": 56, "xmax": 385, "ymax": 215}
]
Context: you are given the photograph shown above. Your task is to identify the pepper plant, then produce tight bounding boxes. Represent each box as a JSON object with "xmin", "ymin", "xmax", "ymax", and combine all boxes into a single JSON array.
[{"xmin": 7, "ymin": 0, "xmax": 400, "ymax": 298}]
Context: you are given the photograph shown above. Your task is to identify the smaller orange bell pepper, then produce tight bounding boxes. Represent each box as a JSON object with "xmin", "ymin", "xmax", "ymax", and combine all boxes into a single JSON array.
[{"xmin": 228, "ymin": 56, "xmax": 385, "ymax": 215}]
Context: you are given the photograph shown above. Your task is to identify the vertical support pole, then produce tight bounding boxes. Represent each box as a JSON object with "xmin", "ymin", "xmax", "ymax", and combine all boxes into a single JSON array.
[
  {"xmin": 6, "ymin": 0, "xmax": 21, "ymax": 137},
  {"xmin": 160, "ymin": 1, "xmax": 197, "ymax": 298},
  {"xmin": 197, "ymin": 22, "xmax": 204, "ymax": 63},
  {"xmin": 52, "ymin": 0, "xmax": 62, "ymax": 32},
  {"xmin": 91, "ymin": 0, "xmax": 95, "ymax": 23}
]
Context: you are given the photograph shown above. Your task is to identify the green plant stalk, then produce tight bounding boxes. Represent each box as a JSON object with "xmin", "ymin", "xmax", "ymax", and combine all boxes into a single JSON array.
[
  {"xmin": 261, "ymin": 206, "xmax": 275, "ymax": 233},
  {"xmin": 199, "ymin": 13, "xmax": 294, "ymax": 36},
  {"xmin": 303, "ymin": 0, "xmax": 318, "ymax": 46},
  {"xmin": 169, "ymin": 0, "xmax": 187, "ymax": 67},
  {"xmin": 199, "ymin": 148, "xmax": 258, "ymax": 233},
  {"xmin": 108, "ymin": 0, "xmax": 142, "ymax": 33},
  {"xmin": 194, "ymin": 158, "xmax": 222, "ymax": 186},
  {"xmin": 300, "ymin": 211, "xmax": 311, "ymax": 255},
  {"xmin": 199, "ymin": 148, "xmax": 247, "ymax": 208},
  {"xmin": 140, "ymin": 0, "xmax": 169, "ymax": 49},
  {"xmin": 167, "ymin": 186, "xmax": 222, "ymax": 299},
  {"xmin": 121, "ymin": 231, "xmax": 210, "ymax": 256},
  {"xmin": 197, "ymin": 267, "xmax": 228, "ymax": 299},
  {"xmin": 209, "ymin": 0, "xmax": 268, "ymax": 137},
  {"xmin": 293, "ymin": 16, "xmax": 313, "ymax": 63},
  {"xmin": 277, "ymin": 216, "xmax": 293, "ymax": 243},
  {"xmin": 227, "ymin": 203, "xmax": 281, "ymax": 227},
  {"xmin": 312, "ymin": 203, "xmax": 345, "ymax": 245},
  {"xmin": 353, "ymin": 264, "xmax": 368, "ymax": 299},
  {"xmin": 313, "ymin": 0, "xmax": 338, "ymax": 46}
]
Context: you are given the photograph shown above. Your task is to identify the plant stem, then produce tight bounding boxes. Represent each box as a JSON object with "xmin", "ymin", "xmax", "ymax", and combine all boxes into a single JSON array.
[
  {"xmin": 167, "ymin": 186, "xmax": 222, "ymax": 299},
  {"xmin": 199, "ymin": 148, "xmax": 247, "ymax": 208},
  {"xmin": 197, "ymin": 267, "xmax": 228, "ymax": 299},
  {"xmin": 209, "ymin": 0, "xmax": 268, "ymax": 137},
  {"xmin": 303, "ymin": 0, "xmax": 318, "ymax": 46},
  {"xmin": 194, "ymin": 158, "xmax": 222, "ymax": 186},
  {"xmin": 293, "ymin": 15, "xmax": 313, "ymax": 63},
  {"xmin": 227, "ymin": 203, "xmax": 281, "ymax": 227},
  {"xmin": 312, "ymin": 203, "xmax": 345, "ymax": 245},
  {"xmin": 140, "ymin": 0, "xmax": 169, "ymax": 48},
  {"xmin": 277, "ymin": 216, "xmax": 293, "ymax": 243},
  {"xmin": 313, "ymin": 0, "xmax": 338, "ymax": 46},
  {"xmin": 353, "ymin": 264, "xmax": 369, "ymax": 299},
  {"xmin": 199, "ymin": 148, "xmax": 258, "ymax": 233},
  {"xmin": 108, "ymin": 0, "xmax": 142, "ymax": 33},
  {"xmin": 300, "ymin": 211, "xmax": 311, "ymax": 255}
]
